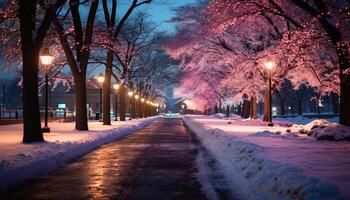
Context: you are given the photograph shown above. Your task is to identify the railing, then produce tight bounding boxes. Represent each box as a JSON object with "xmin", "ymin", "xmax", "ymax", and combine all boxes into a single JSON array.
[{"xmin": 0, "ymin": 109, "xmax": 75, "ymax": 120}]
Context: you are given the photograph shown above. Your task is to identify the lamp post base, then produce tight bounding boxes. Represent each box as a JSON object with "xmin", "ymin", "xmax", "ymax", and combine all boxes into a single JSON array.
[
  {"xmin": 42, "ymin": 126, "xmax": 50, "ymax": 133},
  {"xmin": 268, "ymin": 122, "xmax": 274, "ymax": 127}
]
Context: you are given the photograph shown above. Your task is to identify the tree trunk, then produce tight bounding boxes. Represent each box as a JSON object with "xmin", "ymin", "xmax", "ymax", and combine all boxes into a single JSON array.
[
  {"xmin": 132, "ymin": 93, "xmax": 136, "ymax": 118},
  {"xmin": 337, "ymin": 46, "xmax": 350, "ymax": 125},
  {"xmin": 119, "ymin": 84, "xmax": 126, "ymax": 121},
  {"xmin": 331, "ymin": 93, "xmax": 339, "ymax": 114},
  {"xmin": 226, "ymin": 105, "xmax": 230, "ymax": 118},
  {"xmin": 279, "ymin": 98, "xmax": 285, "ymax": 115},
  {"xmin": 251, "ymin": 96, "xmax": 257, "ymax": 119},
  {"xmin": 137, "ymin": 98, "xmax": 141, "ymax": 118},
  {"xmin": 103, "ymin": 51, "xmax": 113, "ymax": 125},
  {"xmin": 19, "ymin": 1, "xmax": 44, "ymax": 143},
  {"xmin": 242, "ymin": 99, "xmax": 250, "ymax": 119},
  {"xmin": 297, "ymin": 97, "xmax": 302, "ymax": 115},
  {"xmin": 74, "ymin": 75, "xmax": 88, "ymax": 130}
]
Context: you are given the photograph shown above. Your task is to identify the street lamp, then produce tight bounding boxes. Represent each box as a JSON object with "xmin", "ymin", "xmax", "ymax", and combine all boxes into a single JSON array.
[
  {"xmin": 40, "ymin": 48, "xmax": 54, "ymax": 133},
  {"xmin": 140, "ymin": 98, "xmax": 145, "ymax": 118},
  {"xmin": 96, "ymin": 73, "xmax": 104, "ymax": 122},
  {"xmin": 113, "ymin": 83, "xmax": 120, "ymax": 121},
  {"xmin": 128, "ymin": 91, "xmax": 133, "ymax": 120},
  {"xmin": 264, "ymin": 61, "xmax": 275, "ymax": 126},
  {"xmin": 135, "ymin": 94, "xmax": 139, "ymax": 118}
]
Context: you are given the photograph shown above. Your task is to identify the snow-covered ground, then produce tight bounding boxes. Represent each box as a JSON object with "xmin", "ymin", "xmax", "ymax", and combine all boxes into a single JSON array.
[
  {"xmin": 0, "ymin": 117, "xmax": 158, "ymax": 192},
  {"xmin": 274, "ymin": 115, "xmax": 339, "ymax": 125},
  {"xmin": 184, "ymin": 115, "xmax": 350, "ymax": 200}
]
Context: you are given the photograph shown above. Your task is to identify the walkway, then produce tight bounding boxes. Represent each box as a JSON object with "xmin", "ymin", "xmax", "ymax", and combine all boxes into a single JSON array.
[{"xmin": 1, "ymin": 118, "xmax": 209, "ymax": 200}]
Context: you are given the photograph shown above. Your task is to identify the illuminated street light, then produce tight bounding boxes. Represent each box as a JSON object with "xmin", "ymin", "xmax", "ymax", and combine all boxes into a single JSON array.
[
  {"xmin": 264, "ymin": 61, "xmax": 275, "ymax": 71},
  {"xmin": 40, "ymin": 48, "xmax": 54, "ymax": 133},
  {"xmin": 96, "ymin": 73, "xmax": 105, "ymax": 84},
  {"xmin": 113, "ymin": 83, "xmax": 120, "ymax": 90},
  {"xmin": 128, "ymin": 91, "xmax": 134, "ymax": 97},
  {"xmin": 40, "ymin": 48, "xmax": 54, "ymax": 66},
  {"xmin": 141, "ymin": 98, "xmax": 145, "ymax": 103},
  {"xmin": 264, "ymin": 61, "xmax": 275, "ymax": 127}
]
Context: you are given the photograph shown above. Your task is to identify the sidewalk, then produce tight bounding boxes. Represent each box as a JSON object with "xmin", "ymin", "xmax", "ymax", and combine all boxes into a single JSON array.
[{"xmin": 0, "ymin": 117, "xmax": 158, "ymax": 192}]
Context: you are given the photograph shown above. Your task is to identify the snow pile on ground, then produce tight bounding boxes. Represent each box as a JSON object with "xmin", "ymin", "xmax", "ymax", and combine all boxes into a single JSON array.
[
  {"xmin": 304, "ymin": 120, "xmax": 350, "ymax": 141},
  {"xmin": 184, "ymin": 116, "xmax": 345, "ymax": 200},
  {"xmin": 210, "ymin": 113, "xmax": 241, "ymax": 120},
  {"xmin": 211, "ymin": 113, "xmax": 226, "ymax": 119},
  {"xmin": 262, "ymin": 119, "xmax": 350, "ymax": 141},
  {"xmin": 0, "ymin": 117, "xmax": 158, "ymax": 192}
]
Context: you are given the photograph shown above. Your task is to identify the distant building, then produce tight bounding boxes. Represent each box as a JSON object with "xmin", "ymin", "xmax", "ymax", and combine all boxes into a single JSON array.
[{"xmin": 39, "ymin": 81, "xmax": 127, "ymax": 119}]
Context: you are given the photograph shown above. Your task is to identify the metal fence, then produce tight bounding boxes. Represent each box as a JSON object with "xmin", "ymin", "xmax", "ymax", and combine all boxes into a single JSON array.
[{"xmin": 0, "ymin": 109, "xmax": 75, "ymax": 120}]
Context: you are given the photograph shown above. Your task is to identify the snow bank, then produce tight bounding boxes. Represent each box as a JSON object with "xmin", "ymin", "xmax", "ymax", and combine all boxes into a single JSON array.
[
  {"xmin": 305, "ymin": 120, "xmax": 350, "ymax": 141},
  {"xmin": 268, "ymin": 119, "xmax": 350, "ymax": 141},
  {"xmin": 211, "ymin": 113, "xmax": 226, "ymax": 119},
  {"xmin": 184, "ymin": 116, "xmax": 344, "ymax": 200},
  {"xmin": 210, "ymin": 113, "xmax": 241, "ymax": 120},
  {"xmin": 0, "ymin": 117, "xmax": 158, "ymax": 192}
]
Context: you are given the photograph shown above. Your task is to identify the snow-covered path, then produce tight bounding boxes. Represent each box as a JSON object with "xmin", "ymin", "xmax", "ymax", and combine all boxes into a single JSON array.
[
  {"xmin": 184, "ymin": 115, "xmax": 350, "ymax": 199},
  {"xmin": 0, "ymin": 117, "xmax": 158, "ymax": 192}
]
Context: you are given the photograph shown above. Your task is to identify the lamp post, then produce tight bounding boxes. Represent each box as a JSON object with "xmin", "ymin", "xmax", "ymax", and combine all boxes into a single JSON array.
[
  {"xmin": 113, "ymin": 83, "xmax": 120, "ymax": 121},
  {"xmin": 40, "ymin": 48, "xmax": 54, "ymax": 133},
  {"xmin": 96, "ymin": 73, "xmax": 105, "ymax": 122},
  {"xmin": 146, "ymin": 100, "xmax": 150, "ymax": 117},
  {"xmin": 140, "ymin": 98, "xmax": 145, "ymax": 118},
  {"xmin": 135, "ymin": 94, "xmax": 139, "ymax": 118},
  {"xmin": 264, "ymin": 61, "xmax": 275, "ymax": 127},
  {"xmin": 128, "ymin": 91, "xmax": 133, "ymax": 120}
]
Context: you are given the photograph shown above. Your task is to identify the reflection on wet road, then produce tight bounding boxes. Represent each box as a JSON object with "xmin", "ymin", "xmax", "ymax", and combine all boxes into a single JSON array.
[{"xmin": 1, "ymin": 118, "xmax": 208, "ymax": 200}]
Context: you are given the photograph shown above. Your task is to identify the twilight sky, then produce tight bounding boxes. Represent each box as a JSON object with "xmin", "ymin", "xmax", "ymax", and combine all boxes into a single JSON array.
[
  {"xmin": 118, "ymin": 0, "xmax": 196, "ymax": 33},
  {"xmin": 0, "ymin": 0, "xmax": 196, "ymax": 79}
]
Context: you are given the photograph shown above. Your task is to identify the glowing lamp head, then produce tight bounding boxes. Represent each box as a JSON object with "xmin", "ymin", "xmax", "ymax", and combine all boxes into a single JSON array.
[
  {"xmin": 113, "ymin": 83, "xmax": 120, "ymax": 90},
  {"xmin": 141, "ymin": 98, "xmax": 145, "ymax": 103},
  {"xmin": 40, "ymin": 48, "xmax": 54, "ymax": 66},
  {"xmin": 146, "ymin": 101, "xmax": 150, "ymax": 104},
  {"xmin": 96, "ymin": 73, "xmax": 105, "ymax": 83},
  {"xmin": 135, "ymin": 94, "xmax": 139, "ymax": 99},
  {"xmin": 264, "ymin": 61, "xmax": 275, "ymax": 71},
  {"xmin": 128, "ymin": 91, "xmax": 133, "ymax": 97}
]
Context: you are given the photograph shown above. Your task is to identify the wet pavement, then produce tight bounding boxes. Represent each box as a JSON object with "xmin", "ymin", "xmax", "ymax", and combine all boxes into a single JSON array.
[{"xmin": 1, "ymin": 118, "xmax": 209, "ymax": 200}]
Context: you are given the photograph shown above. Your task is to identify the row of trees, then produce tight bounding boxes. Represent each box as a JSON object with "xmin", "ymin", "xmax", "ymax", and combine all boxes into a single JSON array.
[
  {"xmin": 164, "ymin": 0, "xmax": 349, "ymax": 126},
  {"xmin": 0, "ymin": 0, "xmax": 177, "ymax": 143}
]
